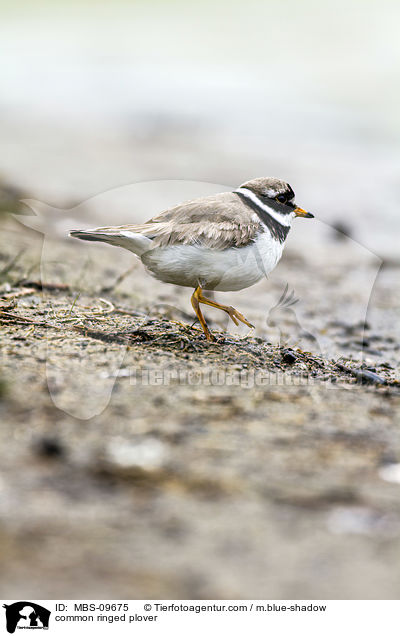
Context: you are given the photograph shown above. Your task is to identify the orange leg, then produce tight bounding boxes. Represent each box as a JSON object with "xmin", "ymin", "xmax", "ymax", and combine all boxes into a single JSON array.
[
  {"xmin": 191, "ymin": 287, "xmax": 214, "ymax": 341},
  {"xmin": 191, "ymin": 286, "xmax": 254, "ymax": 340}
]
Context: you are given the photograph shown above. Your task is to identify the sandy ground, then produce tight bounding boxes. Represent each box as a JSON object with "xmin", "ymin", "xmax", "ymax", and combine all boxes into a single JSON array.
[{"xmin": 1, "ymin": 198, "xmax": 400, "ymax": 600}]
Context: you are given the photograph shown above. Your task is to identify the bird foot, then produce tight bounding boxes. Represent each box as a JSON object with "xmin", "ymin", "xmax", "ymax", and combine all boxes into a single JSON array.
[{"xmin": 227, "ymin": 307, "xmax": 254, "ymax": 329}]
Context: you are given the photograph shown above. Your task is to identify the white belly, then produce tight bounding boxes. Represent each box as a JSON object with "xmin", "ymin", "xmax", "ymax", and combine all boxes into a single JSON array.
[{"xmin": 141, "ymin": 233, "xmax": 284, "ymax": 291}]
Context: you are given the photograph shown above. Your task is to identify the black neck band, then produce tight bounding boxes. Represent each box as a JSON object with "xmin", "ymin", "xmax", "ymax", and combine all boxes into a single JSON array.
[{"xmin": 235, "ymin": 192, "xmax": 290, "ymax": 244}]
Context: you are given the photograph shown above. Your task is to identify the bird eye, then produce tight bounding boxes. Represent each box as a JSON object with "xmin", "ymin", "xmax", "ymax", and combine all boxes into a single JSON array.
[{"xmin": 276, "ymin": 194, "xmax": 287, "ymax": 203}]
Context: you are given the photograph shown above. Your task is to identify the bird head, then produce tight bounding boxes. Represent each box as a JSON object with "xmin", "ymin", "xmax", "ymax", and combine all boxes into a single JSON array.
[{"xmin": 238, "ymin": 177, "xmax": 314, "ymax": 221}]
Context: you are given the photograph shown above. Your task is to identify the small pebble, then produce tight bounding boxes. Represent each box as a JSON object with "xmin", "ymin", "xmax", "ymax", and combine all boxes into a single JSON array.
[
  {"xmin": 281, "ymin": 350, "xmax": 297, "ymax": 365},
  {"xmin": 105, "ymin": 437, "xmax": 168, "ymax": 473},
  {"xmin": 379, "ymin": 463, "xmax": 400, "ymax": 484},
  {"xmin": 34, "ymin": 437, "xmax": 65, "ymax": 459},
  {"xmin": 331, "ymin": 221, "xmax": 353, "ymax": 240}
]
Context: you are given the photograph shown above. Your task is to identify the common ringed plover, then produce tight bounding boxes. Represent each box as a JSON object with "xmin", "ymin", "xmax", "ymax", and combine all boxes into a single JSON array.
[{"xmin": 70, "ymin": 177, "xmax": 313, "ymax": 341}]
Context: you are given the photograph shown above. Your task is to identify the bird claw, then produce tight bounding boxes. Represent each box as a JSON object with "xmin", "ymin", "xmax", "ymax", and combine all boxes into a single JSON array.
[{"xmin": 228, "ymin": 307, "xmax": 254, "ymax": 329}]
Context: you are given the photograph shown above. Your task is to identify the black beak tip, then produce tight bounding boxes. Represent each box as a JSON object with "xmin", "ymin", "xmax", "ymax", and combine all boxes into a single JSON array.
[{"xmin": 306, "ymin": 212, "xmax": 314, "ymax": 218}]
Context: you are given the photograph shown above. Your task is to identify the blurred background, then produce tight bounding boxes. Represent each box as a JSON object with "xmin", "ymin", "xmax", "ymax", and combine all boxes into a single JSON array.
[
  {"xmin": 1, "ymin": 0, "xmax": 400, "ymax": 600},
  {"xmin": 1, "ymin": 0, "xmax": 400, "ymax": 256}
]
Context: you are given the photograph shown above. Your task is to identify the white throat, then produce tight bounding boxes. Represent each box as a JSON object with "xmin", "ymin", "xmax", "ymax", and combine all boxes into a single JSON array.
[{"xmin": 235, "ymin": 187, "xmax": 294, "ymax": 227}]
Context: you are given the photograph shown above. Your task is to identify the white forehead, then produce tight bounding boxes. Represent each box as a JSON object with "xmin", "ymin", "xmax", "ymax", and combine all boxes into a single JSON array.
[{"xmin": 264, "ymin": 186, "xmax": 287, "ymax": 196}]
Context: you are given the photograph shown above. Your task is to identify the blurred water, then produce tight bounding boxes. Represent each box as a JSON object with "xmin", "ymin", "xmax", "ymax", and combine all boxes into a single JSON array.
[{"xmin": 1, "ymin": 0, "xmax": 400, "ymax": 257}]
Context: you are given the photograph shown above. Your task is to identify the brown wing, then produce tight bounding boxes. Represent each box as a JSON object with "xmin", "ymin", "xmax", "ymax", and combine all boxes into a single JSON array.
[{"xmin": 91, "ymin": 192, "xmax": 261, "ymax": 250}]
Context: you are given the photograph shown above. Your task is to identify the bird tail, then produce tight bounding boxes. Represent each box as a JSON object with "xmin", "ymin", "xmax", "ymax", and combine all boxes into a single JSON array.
[{"xmin": 69, "ymin": 228, "xmax": 153, "ymax": 257}]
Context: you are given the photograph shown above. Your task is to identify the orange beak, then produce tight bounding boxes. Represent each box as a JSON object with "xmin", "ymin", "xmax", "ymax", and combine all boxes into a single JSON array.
[{"xmin": 294, "ymin": 206, "xmax": 314, "ymax": 218}]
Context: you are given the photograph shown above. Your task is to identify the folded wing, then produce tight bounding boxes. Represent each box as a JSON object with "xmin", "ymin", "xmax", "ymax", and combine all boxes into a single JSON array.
[{"xmin": 69, "ymin": 192, "xmax": 261, "ymax": 252}]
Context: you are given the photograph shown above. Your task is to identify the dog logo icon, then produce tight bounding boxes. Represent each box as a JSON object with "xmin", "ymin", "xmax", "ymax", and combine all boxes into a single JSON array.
[{"xmin": 2, "ymin": 602, "xmax": 51, "ymax": 633}]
